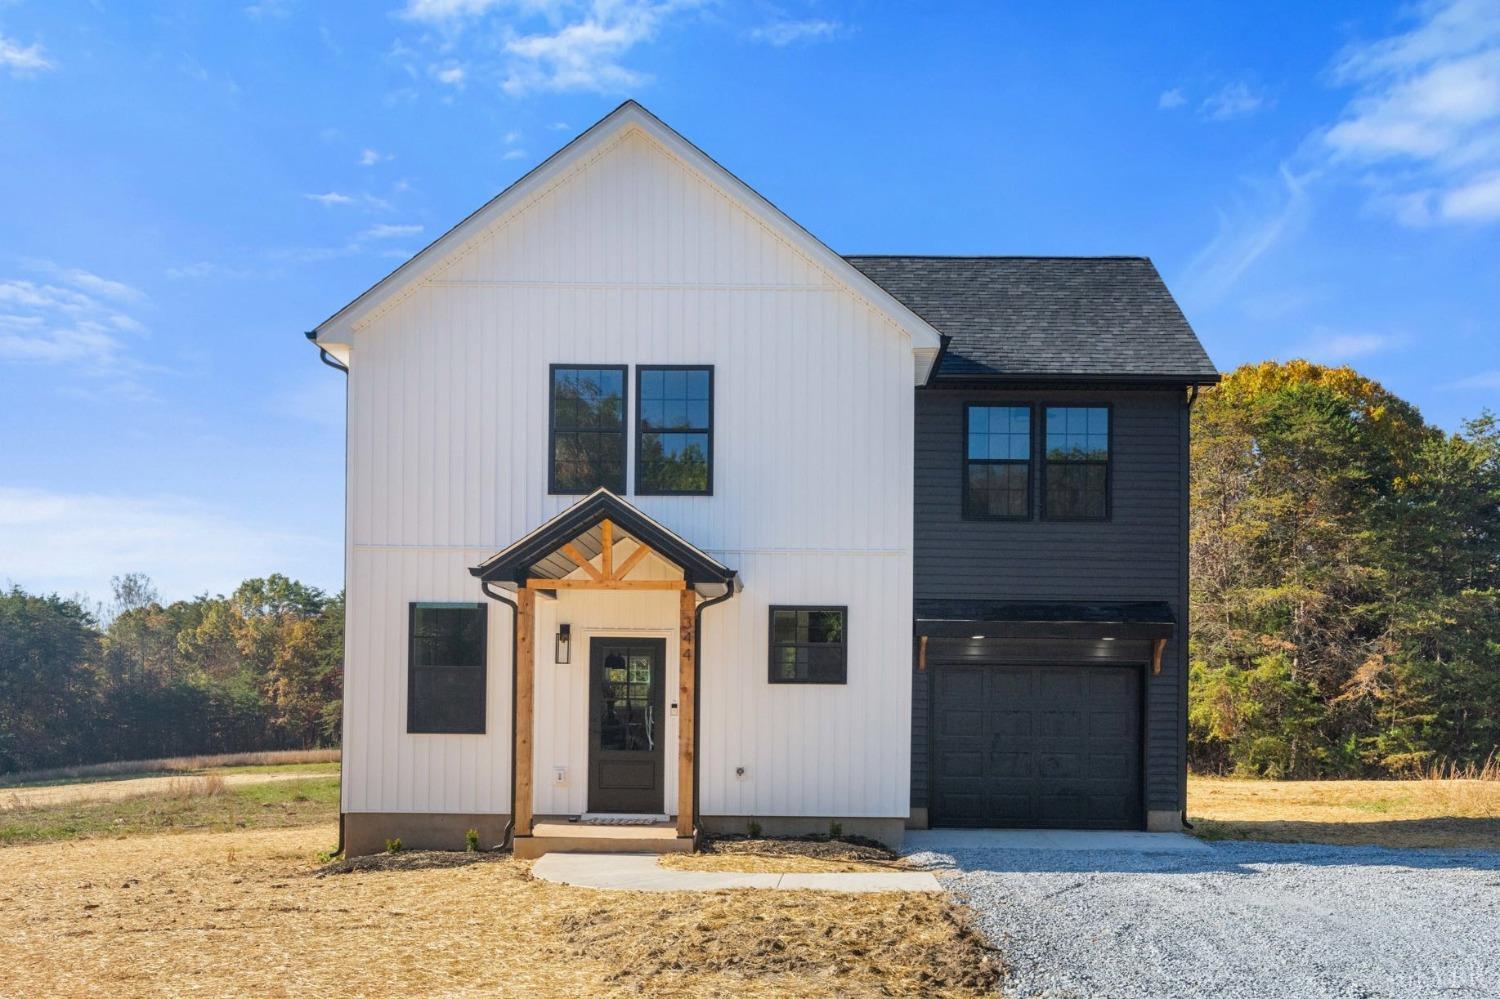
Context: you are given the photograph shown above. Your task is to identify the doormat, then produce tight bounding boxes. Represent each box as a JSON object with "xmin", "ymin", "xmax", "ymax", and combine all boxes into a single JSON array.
[{"xmin": 575, "ymin": 813, "xmax": 671, "ymax": 826}]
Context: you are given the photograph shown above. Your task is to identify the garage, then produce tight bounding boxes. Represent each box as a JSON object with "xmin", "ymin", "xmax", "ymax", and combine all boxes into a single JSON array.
[{"xmin": 929, "ymin": 659, "xmax": 1143, "ymax": 829}]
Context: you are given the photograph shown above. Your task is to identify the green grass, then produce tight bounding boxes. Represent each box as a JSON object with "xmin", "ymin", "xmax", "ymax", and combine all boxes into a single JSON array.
[{"xmin": 0, "ymin": 776, "xmax": 339, "ymax": 847}]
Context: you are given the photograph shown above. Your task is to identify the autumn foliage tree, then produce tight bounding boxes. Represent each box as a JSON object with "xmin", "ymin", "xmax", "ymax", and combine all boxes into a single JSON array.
[{"xmin": 1190, "ymin": 361, "xmax": 1500, "ymax": 776}]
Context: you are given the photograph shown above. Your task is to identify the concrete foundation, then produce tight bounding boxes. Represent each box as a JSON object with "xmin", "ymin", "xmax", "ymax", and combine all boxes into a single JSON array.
[
  {"xmin": 1146, "ymin": 809, "xmax": 1185, "ymax": 832},
  {"xmin": 699, "ymin": 815, "xmax": 906, "ymax": 849},
  {"xmin": 343, "ymin": 812, "xmax": 510, "ymax": 857},
  {"xmin": 905, "ymin": 807, "xmax": 929, "ymax": 830}
]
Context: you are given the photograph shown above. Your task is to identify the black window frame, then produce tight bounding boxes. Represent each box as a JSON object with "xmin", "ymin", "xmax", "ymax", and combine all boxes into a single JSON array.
[
  {"xmin": 962, "ymin": 403, "xmax": 1034, "ymax": 521},
  {"xmin": 1040, "ymin": 403, "xmax": 1113, "ymax": 522},
  {"xmin": 547, "ymin": 363, "xmax": 629, "ymax": 496},
  {"xmin": 407, "ymin": 602, "xmax": 488, "ymax": 734},
  {"xmin": 767, "ymin": 605, "xmax": 849, "ymax": 685},
  {"xmin": 634, "ymin": 364, "xmax": 714, "ymax": 496}
]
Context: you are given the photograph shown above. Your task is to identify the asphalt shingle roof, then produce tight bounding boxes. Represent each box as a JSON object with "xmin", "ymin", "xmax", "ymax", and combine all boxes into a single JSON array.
[{"xmin": 845, "ymin": 255, "xmax": 1218, "ymax": 382}]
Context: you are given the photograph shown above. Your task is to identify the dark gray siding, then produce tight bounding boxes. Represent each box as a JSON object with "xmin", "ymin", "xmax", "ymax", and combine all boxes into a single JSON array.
[{"xmin": 913, "ymin": 387, "xmax": 1189, "ymax": 815}]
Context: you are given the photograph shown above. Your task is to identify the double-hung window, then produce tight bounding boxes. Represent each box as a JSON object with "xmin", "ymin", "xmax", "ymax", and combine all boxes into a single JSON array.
[
  {"xmin": 1043, "ymin": 406, "xmax": 1110, "ymax": 520},
  {"xmin": 636, "ymin": 366, "xmax": 713, "ymax": 495},
  {"xmin": 768, "ymin": 606, "xmax": 847, "ymax": 684},
  {"xmin": 549, "ymin": 365, "xmax": 627, "ymax": 494},
  {"xmin": 964, "ymin": 405, "xmax": 1031, "ymax": 519},
  {"xmin": 408, "ymin": 603, "xmax": 487, "ymax": 734}
]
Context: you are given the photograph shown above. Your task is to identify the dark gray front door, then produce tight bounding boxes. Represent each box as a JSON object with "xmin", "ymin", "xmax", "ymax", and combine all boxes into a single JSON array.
[
  {"xmin": 931, "ymin": 662, "xmax": 1143, "ymax": 829},
  {"xmin": 588, "ymin": 637, "xmax": 666, "ymax": 813}
]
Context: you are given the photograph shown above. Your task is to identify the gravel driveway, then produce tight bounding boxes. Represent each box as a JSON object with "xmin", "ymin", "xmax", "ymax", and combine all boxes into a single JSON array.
[{"xmin": 906, "ymin": 837, "xmax": 1500, "ymax": 999}]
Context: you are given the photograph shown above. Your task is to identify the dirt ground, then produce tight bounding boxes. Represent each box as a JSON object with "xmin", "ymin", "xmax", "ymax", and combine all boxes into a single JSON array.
[
  {"xmin": 1188, "ymin": 776, "xmax": 1500, "ymax": 849},
  {"xmin": 0, "ymin": 822, "xmax": 999, "ymax": 998},
  {"xmin": 0, "ymin": 772, "xmax": 314, "ymax": 810}
]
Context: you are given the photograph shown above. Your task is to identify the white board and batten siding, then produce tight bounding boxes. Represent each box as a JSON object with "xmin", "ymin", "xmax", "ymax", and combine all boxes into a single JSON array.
[{"xmin": 338, "ymin": 117, "xmax": 922, "ymax": 822}]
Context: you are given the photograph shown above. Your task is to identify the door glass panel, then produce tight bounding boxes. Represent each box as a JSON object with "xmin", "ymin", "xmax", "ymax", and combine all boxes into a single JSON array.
[{"xmin": 599, "ymin": 646, "xmax": 654, "ymax": 752}]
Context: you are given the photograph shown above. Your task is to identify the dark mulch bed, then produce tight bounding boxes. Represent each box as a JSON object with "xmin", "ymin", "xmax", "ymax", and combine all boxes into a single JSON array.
[
  {"xmin": 694, "ymin": 833, "xmax": 901, "ymax": 863},
  {"xmin": 314, "ymin": 849, "xmax": 506, "ymax": 877}
]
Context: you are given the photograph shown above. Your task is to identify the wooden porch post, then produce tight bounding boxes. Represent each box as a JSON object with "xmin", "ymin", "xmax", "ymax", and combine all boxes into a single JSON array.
[
  {"xmin": 514, "ymin": 588, "xmax": 536, "ymax": 838},
  {"xmin": 677, "ymin": 588, "xmax": 696, "ymax": 838}
]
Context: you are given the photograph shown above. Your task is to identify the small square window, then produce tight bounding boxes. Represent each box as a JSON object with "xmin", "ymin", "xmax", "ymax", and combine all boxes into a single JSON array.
[{"xmin": 768, "ymin": 606, "xmax": 847, "ymax": 684}]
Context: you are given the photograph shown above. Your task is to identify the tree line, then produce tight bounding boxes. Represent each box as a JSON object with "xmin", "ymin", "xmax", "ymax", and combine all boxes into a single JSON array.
[
  {"xmin": 1190, "ymin": 361, "xmax": 1500, "ymax": 777},
  {"xmin": 0, "ymin": 574, "xmax": 341, "ymax": 774}
]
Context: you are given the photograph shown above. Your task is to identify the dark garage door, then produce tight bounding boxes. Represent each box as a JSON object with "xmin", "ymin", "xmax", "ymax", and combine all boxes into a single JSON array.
[{"xmin": 931, "ymin": 662, "xmax": 1142, "ymax": 829}]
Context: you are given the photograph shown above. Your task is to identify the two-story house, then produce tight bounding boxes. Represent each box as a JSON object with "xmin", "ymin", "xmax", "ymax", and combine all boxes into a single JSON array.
[{"xmin": 306, "ymin": 102, "xmax": 1217, "ymax": 857}]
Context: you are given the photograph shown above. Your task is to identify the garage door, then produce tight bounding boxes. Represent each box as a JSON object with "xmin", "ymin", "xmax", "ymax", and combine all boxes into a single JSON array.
[{"xmin": 931, "ymin": 662, "xmax": 1142, "ymax": 829}]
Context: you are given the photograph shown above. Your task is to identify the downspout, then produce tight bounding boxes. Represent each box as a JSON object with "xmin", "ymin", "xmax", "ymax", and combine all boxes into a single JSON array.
[
  {"xmin": 1180, "ymin": 383, "xmax": 1200, "ymax": 831},
  {"xmin": 690, "ymin": 581, "xmax": 737, "ymax": 837},
  {"xmin": 481, "ymin": 580, "xmax": 520, "ymax": 851},
  {"xmin": 306, "ymin": 330, "xmax": 349, "ymax": 857}
]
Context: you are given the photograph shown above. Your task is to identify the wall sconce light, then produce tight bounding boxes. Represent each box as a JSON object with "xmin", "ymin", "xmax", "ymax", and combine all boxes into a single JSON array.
[{"xmin": 555, "ymin": 623, "xmax": 571, "ymax": 664}]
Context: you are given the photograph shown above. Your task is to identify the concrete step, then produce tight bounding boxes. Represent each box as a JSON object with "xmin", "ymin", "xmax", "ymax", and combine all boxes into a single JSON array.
[{"xmin": 514, "ymin": 820, "xmax": 694, "ymax": 859}]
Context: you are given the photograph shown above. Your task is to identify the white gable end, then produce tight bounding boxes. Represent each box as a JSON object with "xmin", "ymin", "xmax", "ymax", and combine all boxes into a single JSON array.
[{"xmin": 313, "ymin": 103, "xmax": 942, "ymax": 381}]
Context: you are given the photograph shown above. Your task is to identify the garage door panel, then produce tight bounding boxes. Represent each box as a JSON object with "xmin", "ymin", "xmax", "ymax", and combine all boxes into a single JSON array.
[
  {"xmin": 1038, "ymin": 669, "xmax": 1087, "ymax": 700},
  {"xmin": 941, "ymin": 749, "xmax": 985, "ymax": 779},
  {"xmin": 991, "ymin": 711, "xmax": 1032, "ymax": 737},
  {"xmin": 932, "ymin": 661, "xmax": 1142, "ymax": 830}
]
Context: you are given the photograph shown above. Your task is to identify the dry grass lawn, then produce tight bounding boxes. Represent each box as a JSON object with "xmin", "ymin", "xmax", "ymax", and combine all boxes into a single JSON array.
[
  {"xmin": 0, "ymin": 822, "xmax": 998, "ymax": 998},
  {"xmin": 1189, "ymin": 776, "xmax": 1500, "ymax": 850}
]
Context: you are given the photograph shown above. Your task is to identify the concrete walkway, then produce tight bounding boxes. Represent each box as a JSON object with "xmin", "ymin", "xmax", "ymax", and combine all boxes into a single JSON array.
[
  {"xmin": 530, "ymin": 852, "xmax": 944, "ymax": 892},
  {"xmin": 904, "ymin": 828, "xmax": 1212, "ymax": 854}
]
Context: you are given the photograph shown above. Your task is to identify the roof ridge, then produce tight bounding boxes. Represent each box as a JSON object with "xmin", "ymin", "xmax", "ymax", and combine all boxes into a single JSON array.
[{"xmin": 843, "ymin": 254, "xmax": 1151, "ymax": 261}]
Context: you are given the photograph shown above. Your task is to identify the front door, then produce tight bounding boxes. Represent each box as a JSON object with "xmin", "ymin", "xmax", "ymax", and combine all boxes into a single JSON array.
[{"xmin": 588, "ymin": 637, "xmax": 666, "ymax": 814}]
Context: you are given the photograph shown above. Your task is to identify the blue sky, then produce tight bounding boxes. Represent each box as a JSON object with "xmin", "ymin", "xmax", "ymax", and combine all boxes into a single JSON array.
[{"xmin": 2, "ymin": 0, "xmax": 1498, "ymax": 604}]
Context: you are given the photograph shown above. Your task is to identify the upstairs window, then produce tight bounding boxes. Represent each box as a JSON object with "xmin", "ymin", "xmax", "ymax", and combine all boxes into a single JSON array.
[
  {"xmin": 550, "ymin": 365, "xmax": 627, "ymax": 494},
  {"xmin": 408, "ymin": 603, "xmax": 487, "ymax": 734},
  {"xmin": 964, "ymin": 405, "xmax": 1031, "ymax": 519},
  {"xmin": 768, "ymin": 606, "xmax": 847, "ymax": 684},
  {"xmin": 1043, "ymin": 406, "xmax": 1110, "ymax": 520},
  {"xmin": 636, "ymin": 366, "xmax": 713, "ymax": 495}
]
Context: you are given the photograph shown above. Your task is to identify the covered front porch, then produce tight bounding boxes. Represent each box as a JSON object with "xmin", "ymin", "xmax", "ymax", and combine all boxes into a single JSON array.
[{"xmin": 471, "ymin": 489, "xmax": 738, "ymax": 857}]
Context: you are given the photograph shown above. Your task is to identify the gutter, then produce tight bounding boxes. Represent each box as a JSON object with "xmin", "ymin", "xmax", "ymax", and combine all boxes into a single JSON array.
[
  {"xmin": 306, "ymin": 328, "xmax": 350, "ymax": 858},
  {"xmin": 1180, "ymin": 382, "xmax": 1200, "ymax": 832},
  {"xmin": 690, "ymin": 581, "xmax": 737, "ymax": 838},
  {"xmin": 480, "ymin": 580, "xmax": 521, "ymax": 852}
]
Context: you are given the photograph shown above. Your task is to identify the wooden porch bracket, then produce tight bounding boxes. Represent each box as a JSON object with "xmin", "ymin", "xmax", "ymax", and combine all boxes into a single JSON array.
[
  {"xmin": 514, "ymin": 588, "xmax": 536, "ymax": 837},
  {"xmin": 1151, "ymin": 637, "xmax": 1167, "ymax": 675},
  {"xmin": 677, "ymin": 588, "xmax": 697, "ymax": 839}
]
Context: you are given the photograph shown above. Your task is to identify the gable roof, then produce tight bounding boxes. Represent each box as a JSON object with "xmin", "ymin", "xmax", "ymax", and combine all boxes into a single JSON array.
[
  {"xmin": 471, "ymin": 488, "xmax": 736, "ymax": 597},
  {"xmin": 845, "ymin": 256, "xmax": 1218, "ymax": 384},
  {"xmin": 308, "ymin": 101, "xmax": 945, "ymax": 368}
]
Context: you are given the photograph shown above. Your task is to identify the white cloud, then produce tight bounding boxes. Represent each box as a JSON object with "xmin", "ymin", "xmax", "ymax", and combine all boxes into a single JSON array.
[
  {"xmin": 0, "ymin": 33, "xmax": 54, "ymax": 76},
  {"xmin": 1288, "ymin": 329, "xmax": 1406, "ymax": 362},
  {"xmin": 401, "ymin": 0, "xmax": 508, "ymax": 20},
  {"xmin": 360, "ymin": 223, "xmax": 424, "ymax": 239},
  {"xmin": 548, "ymin": 120, "xmax": 571, "ymax": 130},
  {"xmin": 165, "ymin": 261, "xmax": 256, "ymax": 280},
  {"xmin": 1324, "ymin": 0, "xmax": 1500, "ymax": 226},
  {"xmin": 432, "ymin": 63, "xmax": 467, "ymax": 87},
  {"xmin": 304, "ymin": 191, "xmax": 355, "ymax": 206},
  {"xmin": 1450, "ymin": 368, "xmax": 1500, "ymax": 388},
  {"xmin": 1440, "ymin": 169, "xmax": 1500, "ymax": 218},
  {"xmin": 748, "ymin": 19, "xmax": 840, "ymax": 46},
  {"xmin": 1180, "ymin": 165, "xmax": 1311, "ymax": 305},
  {"xmin": 1158, "ymin": 88, "xmax": 1186, "ymax": 110},
  {"xmin": 502, "ymin": 148, "xmax": 527, "ymax": 160},
  {"xmin": 0, "ymin": 264, "xmax": 155, "ymax": 398},
  {"xmin": 1200, "ymin": 82, "xmax": 1266, "ymax": 120},
  {"xmin": 0, "ymin": 487, "xmax": 338, "ymax": 606},
  {"xmin": 358, "ymin": 148, "xmax": 388, "ymax": 166}
]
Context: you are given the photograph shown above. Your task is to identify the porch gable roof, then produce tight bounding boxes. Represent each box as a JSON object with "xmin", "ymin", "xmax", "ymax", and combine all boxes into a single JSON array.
[{"xmin": 470, "ymin": 488, "xmax": 736, "ymax": 595}]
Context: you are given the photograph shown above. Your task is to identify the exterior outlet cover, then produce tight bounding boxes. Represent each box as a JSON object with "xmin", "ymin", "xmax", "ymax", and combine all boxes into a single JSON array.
[{"xmin": 553, "ymin": 766, "xmax": 567, "ymax": 785}]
